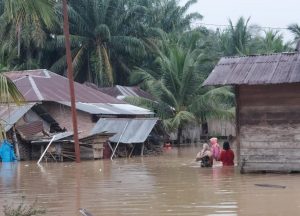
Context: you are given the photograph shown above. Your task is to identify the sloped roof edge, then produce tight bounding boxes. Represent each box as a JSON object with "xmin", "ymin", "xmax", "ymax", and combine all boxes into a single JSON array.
[{"xmin": 203, "ymin": 52, "xmax": 300, "ymax": 86}]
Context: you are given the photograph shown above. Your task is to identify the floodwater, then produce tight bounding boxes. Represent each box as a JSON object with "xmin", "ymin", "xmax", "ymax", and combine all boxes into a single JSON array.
[{"xmin": 1, "ymin": 146, "xmax": 300, "ymax": 216}]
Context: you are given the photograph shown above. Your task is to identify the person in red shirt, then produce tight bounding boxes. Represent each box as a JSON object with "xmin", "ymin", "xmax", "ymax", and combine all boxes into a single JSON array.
[{"xmin": 219, "ymin": 141, "xmax": 234, "ymax": 166}]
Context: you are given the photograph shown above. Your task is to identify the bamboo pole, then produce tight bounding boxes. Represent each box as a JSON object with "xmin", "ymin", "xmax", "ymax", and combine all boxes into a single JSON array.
[{"xmin": 37, "ymin": 135, "xmax": 56, "ymax": 164}]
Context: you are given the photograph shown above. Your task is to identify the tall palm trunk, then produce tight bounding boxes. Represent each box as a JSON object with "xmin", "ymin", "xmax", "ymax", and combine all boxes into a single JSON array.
[{"xmin": 17, "ymin": 21, "xmax": 22, "ymax": 57}]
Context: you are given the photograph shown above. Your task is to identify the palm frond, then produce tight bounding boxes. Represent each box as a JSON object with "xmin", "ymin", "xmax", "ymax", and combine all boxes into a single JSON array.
[{"xmin": 0, "ymin": 73, "xmax": 24, "ymax": 103}]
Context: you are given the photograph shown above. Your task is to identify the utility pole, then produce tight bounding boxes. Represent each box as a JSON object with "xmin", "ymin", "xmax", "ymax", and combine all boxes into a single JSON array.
[{"xmin": 63, "ymin": 0, "xmax": 80, "ymax": 162}]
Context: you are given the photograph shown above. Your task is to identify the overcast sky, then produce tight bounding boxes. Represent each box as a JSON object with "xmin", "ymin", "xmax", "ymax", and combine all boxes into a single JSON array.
[{"xmin": 181, "ymin": 0, "xmax": 300, "ymax": 41}]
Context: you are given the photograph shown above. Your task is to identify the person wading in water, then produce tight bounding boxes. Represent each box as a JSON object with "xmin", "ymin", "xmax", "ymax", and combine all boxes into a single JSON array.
[
  {"xmin": 219, "ymin": 141, "xmax": 234, "ymax": 166},
  {"xmin": 196, "ymin": 143, "xmax": 213, "ymax": 167}
]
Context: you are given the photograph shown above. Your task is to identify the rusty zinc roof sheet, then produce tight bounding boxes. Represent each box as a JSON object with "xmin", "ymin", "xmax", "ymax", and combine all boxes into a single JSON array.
[
  {"xmin": 203, "ymin": 52, "xmax": 300, "ymax": 86},
  {"xmin": 4, "ymin": 69, "xmax": 125, "ymax": 104}
]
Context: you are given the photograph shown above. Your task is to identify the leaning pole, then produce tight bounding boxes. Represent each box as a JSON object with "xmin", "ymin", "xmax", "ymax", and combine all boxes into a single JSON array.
[{"xmin": 63, "ymin": 0, "xmax": 81, "ymax": 162}]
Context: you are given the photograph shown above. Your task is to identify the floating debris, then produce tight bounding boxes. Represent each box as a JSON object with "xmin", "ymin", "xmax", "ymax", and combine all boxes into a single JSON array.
[
  {"xmin": 254, "ymin": 184, "xmax": 286, "ymax": 189},
  {"xmin": 79, "ymin": 208, "xmax": 93, "ymax": 216}
]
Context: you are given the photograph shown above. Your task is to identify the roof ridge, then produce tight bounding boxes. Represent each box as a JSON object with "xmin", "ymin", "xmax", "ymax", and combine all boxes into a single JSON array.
[{"xmin": 221, "ymin": 52, "xmax": 298, "ymax": 60}]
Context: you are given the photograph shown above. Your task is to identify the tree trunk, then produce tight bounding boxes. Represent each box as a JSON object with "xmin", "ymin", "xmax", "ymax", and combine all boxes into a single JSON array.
[
  {"xmin": 201, "ymin": 122, "xmax": 208, "ymax": 142},
  {"xmin": 12, "ymin": 126, "xmax": 20, "ymax": 160},
  {"xmin": 17, "ymin": 22, "xmax": 22, "ymax": 58},
  {"xmin": 177, "ymin": 126, "xmax": 182, "ymax": 147}
]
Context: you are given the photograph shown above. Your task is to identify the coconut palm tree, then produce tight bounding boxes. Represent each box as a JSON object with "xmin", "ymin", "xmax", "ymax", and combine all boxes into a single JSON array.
[
  {"xmin": 256, "ymin": 30, "xmax": 291, "ymax": 54},
  {"xmin": 128, "ymin": 38, "xmax": 234, "ymax": 144},
  {"xmin": 141, "ymin": 0, "xmax": 202, "ymax": 33},
  {"xmin": 288, "ymin": 23, "xmax": 300, "ymax": 40},
  {"xmin": 49, "ymin": 0, "xmax": 148, "ymax": 87},
  {"xmin": 0, "ymin": 0, "xmax": 57, "ymax": 69},
  {"xmin": 219, "ymin": 17, "xmax": 260, "ymax": 56}
]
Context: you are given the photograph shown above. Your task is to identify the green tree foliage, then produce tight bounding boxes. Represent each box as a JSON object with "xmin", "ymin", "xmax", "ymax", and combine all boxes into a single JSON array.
[
  {"xmin": 256, "ymin": 30, "xmax": 292, "ymax": 54},
  {"xmin": 128, "ymin": 36, "xmax": 234, "ymax": 143},
  {"xmin": 138, "ymin": 0, "xmax": 202, "ymax": 34},
  {"xmin": 219, "ymin": 17, "xmax": 255, "ymax": 56},
  {"xmin": 49, "ymin": 0, "xmax": 150, "ymax": 86},
  {"xmin": 48, "ymin": 0, "xmax": 201, "ymax": 86},
  {"xmin": 288, "ymin": 23, "xmax": 300, "ymax": 40},
  {"xmin": 0, "ymin": 0, "xmax": 57, "ymax": 69},
  {"xmin": 0, "ymin": 71, "xmax": 24, "ymax": 140}
]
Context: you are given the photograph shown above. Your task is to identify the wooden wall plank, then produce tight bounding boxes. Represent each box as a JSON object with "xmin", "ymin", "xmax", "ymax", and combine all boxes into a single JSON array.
[
  {"xmin": 241, "ymin": 141, "xmax": 300, "ymax": 149},
  {"xmin": 242, "ymin": 162, "xmax": 300, "ymax": 172},
  {"xmin": 238, "ymin": 84, "xmax": 300, "ymax": 172},
  {"xmin": 239, "ymin": 84, "xmax": 300, "ymax": 106}
]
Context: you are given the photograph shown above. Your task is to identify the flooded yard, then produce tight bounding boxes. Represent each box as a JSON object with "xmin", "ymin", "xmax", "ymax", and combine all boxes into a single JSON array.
[{"xmin": 1, "ymin": 146, "xmax": 300, "ymax": 216}]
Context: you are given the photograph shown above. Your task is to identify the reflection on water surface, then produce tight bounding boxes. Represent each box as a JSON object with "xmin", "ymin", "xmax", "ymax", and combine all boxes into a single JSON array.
[{"xmin": 1, "ymin": 146, "xmax": 300, "ymax": 216}]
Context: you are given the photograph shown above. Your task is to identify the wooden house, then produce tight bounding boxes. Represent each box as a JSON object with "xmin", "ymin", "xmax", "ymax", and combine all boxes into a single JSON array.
[{"xmin": 204, "ymin": 52, "xmax": 300, "ymax": 172}]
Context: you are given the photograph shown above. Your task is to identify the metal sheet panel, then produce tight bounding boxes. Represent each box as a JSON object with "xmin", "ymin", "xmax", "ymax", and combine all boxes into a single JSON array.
[
  {"xmin": 88, "ymin": 84, "xmax": 155, "ymax": 101},
  {"xmin": 58, "ymin": 102, "xmax": 153, "ymax": 115},
  {"xmin": 0, "ymin": 103, "xmax": 36, "ymax": 131},
  {"xmin": 91, "ymin": 118, "xmax": 158, "ymax": 143},
  {"xmin": 203, "ymin": 52, "xmax": 300, "ymax": 86},
  {"xmin": 110, "ymin": 104, "xmax": 153, "ymax": 115}
]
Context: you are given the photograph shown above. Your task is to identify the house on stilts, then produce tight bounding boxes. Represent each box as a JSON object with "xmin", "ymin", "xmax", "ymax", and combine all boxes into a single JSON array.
[{"xmin": 204, "ymin": 52, "xmax": 300, "ymax": 173}]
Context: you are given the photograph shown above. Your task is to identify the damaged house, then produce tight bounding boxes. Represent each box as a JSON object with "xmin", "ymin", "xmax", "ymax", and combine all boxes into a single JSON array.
[
  {"xmin": 90, "ymin": 84, "xmax": 235, "ymax": 143},
  {"xmin": 1, "ymin": 69, "xmax": 158, "ymax": 161}
]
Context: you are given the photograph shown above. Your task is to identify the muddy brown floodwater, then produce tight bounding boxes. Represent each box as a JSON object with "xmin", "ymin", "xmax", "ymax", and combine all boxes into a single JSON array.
[{"xmin": 1, "ymin": 146, "xmax": 300, "ymax": 216}]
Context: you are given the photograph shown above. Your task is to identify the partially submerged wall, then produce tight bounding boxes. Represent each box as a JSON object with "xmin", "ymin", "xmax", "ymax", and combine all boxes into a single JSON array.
[
  {"xmin": 238, "ymin": 84, "xmax": 300, "ymax": 172},
  {"xmin": 180, "ymin": 120, "xmax": 235, "ymax": 143}
]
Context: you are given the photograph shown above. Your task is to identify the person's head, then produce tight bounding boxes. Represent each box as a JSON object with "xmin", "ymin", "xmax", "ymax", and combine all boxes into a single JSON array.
[
  {"xmin": 202, "ymin": 143, "xmax": 209, "ymax": 151},
  {"xmin": 209, "ymin": 137, "xmax": 218, "ymax": 145},
  {"xmin": 223, "ymin": 141, "xmax": 230, "ymax": 150}
]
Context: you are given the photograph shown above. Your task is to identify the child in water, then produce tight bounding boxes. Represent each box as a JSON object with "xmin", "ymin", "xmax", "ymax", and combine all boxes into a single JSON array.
[{"xmin": 210, "ymin": 137, "xmax": 221, "ymax": 161}]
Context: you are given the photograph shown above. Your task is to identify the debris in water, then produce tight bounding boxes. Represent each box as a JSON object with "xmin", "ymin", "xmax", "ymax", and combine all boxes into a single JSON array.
[
  {"xmin": 254, "ymin": 184, "xmax": 286, "ymax": 189},
  {"xmin": 79, "ymin": 208, "xmax": 93, "ymax": 216}
]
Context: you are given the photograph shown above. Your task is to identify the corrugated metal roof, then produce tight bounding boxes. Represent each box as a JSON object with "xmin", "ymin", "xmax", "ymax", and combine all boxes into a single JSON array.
[
  {"xmin": 203, "ymin": 52, "xmax": 300, "ymax": 86},
  {"xmin": 85, "ymin": 83, "xmax": 155, "ymax": 100},
  {"xmin": 4, "ymin": 69, "xmax": 124, "ymax": 104},
  {"xmin": 91, "ymin": 118, "xmax": 158, "ymax": 143},
  {"xmin": 58, "ymin": 102, "xmax": 153, "ymax": 115},
  {"xmin": 0, "ymin": 103, "xmax": 36, "ymax": 131}
]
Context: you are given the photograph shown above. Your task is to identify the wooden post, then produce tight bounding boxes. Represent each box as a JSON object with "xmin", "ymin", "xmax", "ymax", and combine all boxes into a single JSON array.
[
  {"xmin": 141, "ymin": 142, "xmax": 145, "ymax": 156},
  {"xmin": 235, "ymin": 86, "xmax": 241, "ymax": 166},
  {"xmin": 37, "ymin": 135, "xmax": 56, "ymax": 164},
  {"xmin": 129, "ymin": 144, "xmax": 136, "ymax": 158},
  {"xmin": 110, "ymin": 122, "xmax": 129, "ymax": 160},
  {"xmin": 12, "ymin": 126, "xmax": 20, "ymax": 160},
  {"xmin": 63, "ymin": 0, "xmax": 80, "ymax": 163}
]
